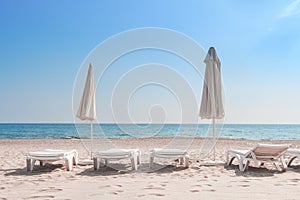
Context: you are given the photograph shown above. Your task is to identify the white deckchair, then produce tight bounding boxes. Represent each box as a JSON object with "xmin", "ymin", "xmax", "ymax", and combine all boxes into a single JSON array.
[
  {"xmin": 149, "ymin": 148, "xmax": 189, "ymax": 168},
  {"xmin": 93, "ymin": 149, "xmax": 141, "ymax": 171},
  {"xmin": 285, "ymin": 149, "xmax": 300, "ymax": 167},
  {"xmin": 27, "ymin": 149, "xmax": 78, "ymax": 172},
  {"xmin": 226, "ymin": 144, "xmax": 290, "ymax": 171}
]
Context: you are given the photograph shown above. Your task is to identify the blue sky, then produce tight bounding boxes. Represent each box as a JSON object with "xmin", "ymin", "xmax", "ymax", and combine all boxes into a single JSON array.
[{"xmin": 0, "ymin": 0, "xmax": 300, "ymax": 124}]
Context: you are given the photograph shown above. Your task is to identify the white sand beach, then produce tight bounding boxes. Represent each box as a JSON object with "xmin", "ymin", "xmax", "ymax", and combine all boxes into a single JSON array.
[{"xmin": 1, "ymin": 138, "xmax": 300, "ymax": 200}]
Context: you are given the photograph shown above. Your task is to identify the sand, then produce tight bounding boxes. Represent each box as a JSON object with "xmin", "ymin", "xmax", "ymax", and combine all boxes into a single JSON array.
[{"xmin": 1, "ymin": 138, "xmax": 300, "ymax": 200}]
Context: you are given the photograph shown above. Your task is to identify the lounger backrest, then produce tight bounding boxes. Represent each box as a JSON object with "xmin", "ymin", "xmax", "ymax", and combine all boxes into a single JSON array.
[{"xmin": 252, "ymin": 144, "xmax": 290, "ymax": 158}]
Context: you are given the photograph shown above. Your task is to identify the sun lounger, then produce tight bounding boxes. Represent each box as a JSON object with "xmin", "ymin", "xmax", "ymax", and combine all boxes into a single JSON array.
[
  {"xmin": 226, "ymin": 144, "xmax": 290, "ymax": 171},
  {"xmin": 149, "ymin": 148, "xmax": 189, "ymax": 168},
  {"xmin": 285, "ymin": 149, "xmax": 300, "ymax": 167},
  {"xmin": 93, "ymin": 149, "xmax": 141, "ymax": 171},
  {"xmin": 26, "ymin": 149, "xmax": 78, "ymax": 172}
]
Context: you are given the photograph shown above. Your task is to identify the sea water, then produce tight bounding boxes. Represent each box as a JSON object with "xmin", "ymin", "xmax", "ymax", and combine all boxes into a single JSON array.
[{"xmin": 0, "ymin": 123, "xmax": 300, "ymax": 140}]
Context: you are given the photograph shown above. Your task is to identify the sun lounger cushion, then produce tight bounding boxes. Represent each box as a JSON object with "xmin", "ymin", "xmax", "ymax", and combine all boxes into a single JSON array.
[
  {"xmin": 93, "ymin": 149, "xmax": 141, "ymax": 171},
  {"xmin": 27, "ymin": 149, "xmax": 78, "ymax": 172},
  {"xmin": 149, "ymin": 148, "xmax": 189, "ymax": 168},
  {"xmin": 226, "ymin": 144, "xmax": 290, "ymax": 171}
]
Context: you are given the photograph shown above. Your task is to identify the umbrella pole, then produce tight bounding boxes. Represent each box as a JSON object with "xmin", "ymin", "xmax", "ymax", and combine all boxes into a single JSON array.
[
  {"xmin": 90, "ymin": 120, "xmax": 93, "ymax": 159},
  {"xmin": 213, "ymin": 117, "xmax": 215, "ymax": 161}
]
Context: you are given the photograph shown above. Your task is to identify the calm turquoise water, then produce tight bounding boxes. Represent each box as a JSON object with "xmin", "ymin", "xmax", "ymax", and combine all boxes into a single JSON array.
[{"xmin": 0, "ymin": 123, "xmax": 300, "ymax": 140}]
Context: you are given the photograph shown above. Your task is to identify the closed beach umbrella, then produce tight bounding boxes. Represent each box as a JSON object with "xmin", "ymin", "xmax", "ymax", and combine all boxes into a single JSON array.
[
  {"xmin": 77, "ymin": 63, "xmax": 96, "ymax": 158},
  {"xmin": 200, "ymin": 47, "xmax": 224, "ymax": 160}
]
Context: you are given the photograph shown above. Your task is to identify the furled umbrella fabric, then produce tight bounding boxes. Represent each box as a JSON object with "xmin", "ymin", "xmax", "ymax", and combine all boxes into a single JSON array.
[
  {"xmin": 77, "ymin": 63, "xmax": 96, "ymax": 158},
  {"xmin": 200, "ymin": 47, "xmax": 224, "ymax": 160},
  {"xmin": 200, "ymin": 47, "xmax": 224, "ymax": 119},
  {"xmin": 77, "ymin": 64, "xmax": 96, "ymax": 121}
]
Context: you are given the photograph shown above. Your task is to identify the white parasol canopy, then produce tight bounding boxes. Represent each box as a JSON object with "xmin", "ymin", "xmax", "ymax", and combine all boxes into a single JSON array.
[
  {"xmin": 76, "ymin": 63, "xmax": 96, "ymax": 158},
  {"xmin": 200, "ymin": 47, "xmax": 224, "ymax": 160}
]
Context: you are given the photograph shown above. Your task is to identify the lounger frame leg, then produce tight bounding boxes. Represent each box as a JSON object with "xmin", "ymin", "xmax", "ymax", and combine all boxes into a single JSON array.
[
  {"xmin": 149, "ymin": 155, "xmax": 154, "ymax": 168},
  {"xmin": 278, "ymin": 156, "xmax": 287, "ymax": 171},
  {"xmin": 26, "ymin": 159, "xmax": 36, "ymax": 172},
  {"xmin": 287, "ymin": 156, "xmax": 297, "ymax": 167},
  {"xmin": 93, "ymin": 157, "xmax": 100, "ymax": 170},
  {"xmin": 226, "ymin": 151, "xmax": 230, "ymax": 165},
  {"xmin": 26, "ymin": 159, "xmax": 30, "ymax": 171},
  {"xmin": 242, "ymin": 160, "xmax": 250, "ymax": 171},
  {"xmin": 227, "ymin": 154, "xmax": 240, "ymax": 170},
  {"xmin": 99, "ymin": 159, "xmax": 108, "ymax": 166},
  {"xmin": 73, "ymin": 152, "xmax": 78, "ymax": 166},
  {"xmin": 184, "ymin": 155, "xmax": 190, "ymax": 168},
  {"xmin": 179, "ymin": 157, "xmax": 183, "ymax": 165},
  {"xmin": 227, "ymin": 153, "xmax": 248, "ymax": 172},
  {"xmin": 137, "ymin": 151, "xmax": 141, "ymax": 165},
  {"xmin": 273, "ymin": 162, "xmax": 281, "ymax": 171},
  {"xmin": 227, "ymin": 157, "xmax": 235, "ymax": 166},
  {"xmin": 131, "ymin": 156, "xmax": 138, "ymax": 171},
  {"xmin": 65, "ymin": 157, "xmax": 73, "ymax": 171},
  {"xmin": 27, "ymin": 159, "xmax": 36, "ymax": 172}
]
